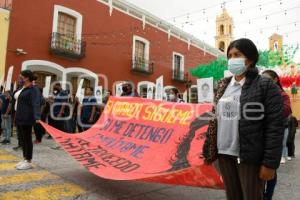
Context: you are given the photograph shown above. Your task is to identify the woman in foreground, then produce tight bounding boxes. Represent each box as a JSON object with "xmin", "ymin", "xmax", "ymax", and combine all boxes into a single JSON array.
[{"xmin": 203, "ymin": 38, "xmax": 285, "ymax": 200}]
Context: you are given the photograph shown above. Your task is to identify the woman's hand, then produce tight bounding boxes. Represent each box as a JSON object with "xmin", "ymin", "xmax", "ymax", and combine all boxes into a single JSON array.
[{"xmin": 259, "ymin": 165, "xmax": 275, "ymax": 181}]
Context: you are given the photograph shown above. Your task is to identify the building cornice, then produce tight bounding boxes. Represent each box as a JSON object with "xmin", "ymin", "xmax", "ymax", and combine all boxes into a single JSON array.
[{"xmin": 97, "ymin": 0, "xmax": 224, "ymax": 57}]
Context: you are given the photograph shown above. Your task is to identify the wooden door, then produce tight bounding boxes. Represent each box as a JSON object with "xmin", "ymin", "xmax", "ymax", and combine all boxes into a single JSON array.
[
  {"xmin": 33, "ymin": 71, "xmax": 57, "ymax": 89},
  {"xmin": 70, "ymin": 77, "xmax": 91, "ymax": 94}
]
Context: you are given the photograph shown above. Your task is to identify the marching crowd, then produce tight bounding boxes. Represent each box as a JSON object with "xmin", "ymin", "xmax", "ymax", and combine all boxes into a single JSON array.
[
  {"xmin": 0, "ymin": 72, "xmax": 184, "ymax": 152},
  {"xmin": 0, "ymin": 79, "xmax": 186, "ymax": 144},
  {"xmin": 0, "ymin": 38, "xmax": 299, "ymax": 200}
]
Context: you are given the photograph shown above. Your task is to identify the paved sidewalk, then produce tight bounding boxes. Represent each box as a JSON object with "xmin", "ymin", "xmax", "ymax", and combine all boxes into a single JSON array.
[{"xmin": 0, "ymin": 130, "xmax": 299, "ymax": 200}]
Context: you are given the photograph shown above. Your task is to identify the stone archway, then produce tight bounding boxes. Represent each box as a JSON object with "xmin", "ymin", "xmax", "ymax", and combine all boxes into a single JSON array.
[
  {"xmin": 22, "ymin": 60, "xmax": 65, "ymax": 89},
  {"xmin": 137, "ymin": 81, "xmax": 155, "ymax": 98},
  {"xmin": 65, "ymin": 67, "xmax": 98, "ymax": 95}
]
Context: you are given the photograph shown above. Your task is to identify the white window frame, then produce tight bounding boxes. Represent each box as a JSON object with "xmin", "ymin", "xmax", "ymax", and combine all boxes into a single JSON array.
[
  {"xmin": 172, "ymin": 52, "xmax": 185, "ymax": 79},
  {"xmin": 52, "ymin": 5, "xmax": 83, "ymax": 39},
  {"xmin": 132, "ymin": 35, "xmax": 150, "ymax": 69},
  {"xmin": 137, "ymin": 81, "xmax": 155, "ymax": 95}
]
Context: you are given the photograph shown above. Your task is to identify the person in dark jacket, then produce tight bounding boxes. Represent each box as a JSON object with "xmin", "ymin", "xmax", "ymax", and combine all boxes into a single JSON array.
[
  {"xmin": 78, "ymin": 87, "xmax": 97, "ymax": 132},
  {"xmin": 121, "ymin": 82, "xmax": 139, "ymax": 97},
  {"xmin": 12, "ymin": 78, "xmax": 25, "ymax": 150},
  {"xmin": 33, "ymin": 87, "xmax": 46, "ymax": 144},
  {"xmin": 262, "ymin": 70, "xmax": 292, "ymax": 200},
  {"xmin": 263, "ymin": 70, "xmax": 292, "ymax": 164},
  {"xmin": 287, "ymin": 115, "xmax": 298, "ymax": 158},
  {"xmin": 15, "ymin": 70, "xmax": 41, "ymax": 170},
  {"xmin": 47, "ymin": 83, "xmax": 68, "ymax": 132},
  {"xmin": 48, "ymin": 83, "xmax": 68, "ymax": 149},
  {"xmin": 203, "ymin": 38, "xmax": 284, "ymax": 200}
]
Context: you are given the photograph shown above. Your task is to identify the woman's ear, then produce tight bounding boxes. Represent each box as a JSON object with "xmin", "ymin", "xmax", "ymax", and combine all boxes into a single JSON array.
[{"xmin": 245, "ymin": 59, "xmax": 253, "ymax": 68}]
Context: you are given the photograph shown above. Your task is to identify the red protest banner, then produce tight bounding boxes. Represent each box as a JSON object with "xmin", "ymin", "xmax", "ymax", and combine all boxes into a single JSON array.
[{"xmin": 41, "ymin": 96, "xmax": 223, "ymax": 189}]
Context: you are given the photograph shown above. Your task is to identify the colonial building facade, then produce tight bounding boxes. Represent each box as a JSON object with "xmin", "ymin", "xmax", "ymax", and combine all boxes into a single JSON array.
[{"xmin": 5, "ymin": 0, "xmax": 222, "ymax": 97}]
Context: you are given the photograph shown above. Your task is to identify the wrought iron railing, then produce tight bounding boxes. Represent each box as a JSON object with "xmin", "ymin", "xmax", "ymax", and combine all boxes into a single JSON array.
[
  {"xmin": 172, "ymin": 71, "xmax": 188, "ymax": 83},
  {"xmin": 50, "ymin": 32, "xmax": 86, "ymax": 59},
  {"xmin": 131, "ymin": 57, "xmax": 154, "ymax": 75}
]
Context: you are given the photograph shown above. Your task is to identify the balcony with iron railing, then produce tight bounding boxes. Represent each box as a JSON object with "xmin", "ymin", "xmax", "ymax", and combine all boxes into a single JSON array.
[
  {"xmin": 172, "ymin": 71, "xmax": 188, "ymax": 83},
  {"xmin": 131, "ymin": 57, "xmax": 154, "ymax": 75},
  {"xmin": 50, "ymin": 32, "xmax": 86, "ymax": 59}
]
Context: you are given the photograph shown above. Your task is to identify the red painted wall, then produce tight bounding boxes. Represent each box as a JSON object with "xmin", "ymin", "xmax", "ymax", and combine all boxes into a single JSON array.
[{"xmin": 6, "ymin": 0, "xmax": 216, "ymax": 92}]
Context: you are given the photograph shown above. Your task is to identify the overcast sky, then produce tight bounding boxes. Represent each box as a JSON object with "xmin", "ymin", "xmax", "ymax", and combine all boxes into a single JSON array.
[{"xmin": 126, "ymin": 0, "xmax": 300, "ymax": 62}]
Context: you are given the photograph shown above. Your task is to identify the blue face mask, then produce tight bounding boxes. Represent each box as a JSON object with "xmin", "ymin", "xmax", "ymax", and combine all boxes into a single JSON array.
[{"xmin": 228, "ymin": 58, "xmax": 247, "ymax": 76}]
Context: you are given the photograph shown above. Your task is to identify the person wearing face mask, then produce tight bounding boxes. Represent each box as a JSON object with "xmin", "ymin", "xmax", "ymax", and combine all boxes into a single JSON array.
[
  {"xmin": 15, "ymin": 70, "xmax": 41, "ymax": 170},
  {"xmin": 203, "ymin": 38, "xmax": 285, "ymax": 200},
  {"xmin": 168, "ymin": 88, "xmax": 184, "ymax": 103}
]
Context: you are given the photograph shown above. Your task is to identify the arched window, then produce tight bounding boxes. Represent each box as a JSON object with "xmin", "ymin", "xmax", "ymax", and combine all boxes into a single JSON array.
[
  {"xmin": 229, "ymin": 25, "xmax": 232, "ymax": 34},
  {"xmin": 219, "ymin": 41, "xmax": 225, "ymax": 52},
  {"xmin": 220, "ymin": 25, "xmax": 224, "ymax": 35}
]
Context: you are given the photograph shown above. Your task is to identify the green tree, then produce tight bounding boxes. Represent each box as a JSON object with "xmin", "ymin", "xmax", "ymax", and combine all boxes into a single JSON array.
[
  {"xmin": 190, "ymin": 45, "xmax": 299, "ymax": 81},
  {"xmin": 189, "ymin": 56, "xmax": 227, "ymax": 81},
  {"xmin": 257, "ymin": 45, "xmax": 299, "ymax": 68}
]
